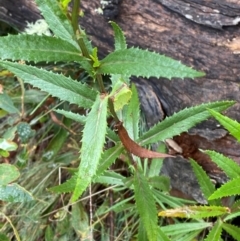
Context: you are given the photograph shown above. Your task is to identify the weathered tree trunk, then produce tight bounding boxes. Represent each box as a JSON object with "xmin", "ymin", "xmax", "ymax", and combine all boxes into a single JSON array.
[{"xmin": 1, "ymin": 0, "xmax": 240, "ymax": 202}]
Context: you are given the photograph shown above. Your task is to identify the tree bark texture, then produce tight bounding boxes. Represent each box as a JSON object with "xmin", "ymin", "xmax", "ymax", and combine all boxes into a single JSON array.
[{"xmin": 1, "ymin": 0, "xmax": 240, "ymax": 202}]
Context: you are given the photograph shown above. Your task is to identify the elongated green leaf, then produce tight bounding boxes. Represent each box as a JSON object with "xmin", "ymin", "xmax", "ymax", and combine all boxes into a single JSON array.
[
  {"xmin": 209, "ymin": 177, "xmax": 240, "ymax": 200},
  {"xmin": 0, "ymin": 183, "xmax": 33, "ymax": 202},
  {"xmin": 103, "ymin": 196, "xmax": 134, "ymax": 214},
  {"xmin": 0, "ymin": 164, "xmax": 20, "ymax": 185},
  {"xmin": 224, "ymin": 211, "xmax": 240, "ymax": 222},
  {"xmin": 138, "ymin": 220, "xmax": 148, "ymax": 241},
  {"xmin": 49, "ymin": 174, "xmax": 76, "ymax": 193},
  {"xmin": 106, "ymin": 127, "xmax": 119, "ymax": 143},
  {"xmin": 205, "ymin": 150, "xmax": 240, "ymax": 179},
  {"xmin": 110, "ymin": 21, "xmax": 127, "ymax": 51},
  {"xmin": 158, "ymin": 206, "xmax": 230, "ymax": 219},
  {"xmin": 139, "ymin": 101, "xmax": 234, "ymax": 145},
  {"xmin": 153, "ymin": 189, "xmax": 195, "ymax": 209},
  {"xmin": 0, "ymin": 91, "xmax": 19, "ymax": 114},
  {"xmin": 95, "ymin": 143, "xmax": 124, "ymax": 177},
  {"xmin": 190, "ymin": 159, "xmax": 219, "ymax": 206},
  {"xmin": 98, "ymin": 47, "xmax": 205, "ymax": 79},
  {"xmin": 35, "ymin": 0, "xmax": 78, "ymax": 48},
  {"xmin": 54, "ymin": 109, "xmax": 86, "ymax": 124},
  {"xmin": 222, "ymin": 223, "xmax": 240, "ymax": 241},
  {"xmin": 157, "ymin": 228, "xmax": 171, "ymax": 241},
  {"xmin": 178, "ymin": 230, "xmax": 204, "ymax": 241},
  {"xmin": 204, "ymin": 219, "xmax": 222, "ymax": 241},
  {"xmin": 208, "ymin": 109, "xmax": 240, "ymax": 142},
  {"xmin": 134, "ymin": 169, "xmax": 158, "ymax": 241},
  {"xmin": 0, "ymin": 61, "xmax": 97, "ymax": 108},
  {"xmin": 94, "ymin": 171, "xmax": 125, "ymax": 186},
  {"xmin": 161, "ymin": 222, "xmax": 212, "ymax": 236},
  {"xmin": 0, "ymin": 35, "xmax": 84, "ymax": 63},
  {"xmin": 72, "ymin": 94, "xmax": 108, "ymax": 201}
]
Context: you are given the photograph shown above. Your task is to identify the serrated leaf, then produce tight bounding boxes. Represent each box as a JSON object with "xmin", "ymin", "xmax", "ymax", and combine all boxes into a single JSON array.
[
  {"xmin": 205, "ymin": 150, "xmax": 240, "ymax": 179},
  {"xmin": 158, "ymin": 206, "xmax": 230, "ymax": 219},
  {"xmin": 54, "ymin": 109, "xmax": 86, "ymax": 124},
  {"xmin": 209, "ymin": 177, "xmax": 240, "ymax": 200},
  {"xmin": 35, "ymin": 0, "xmax": 78, "ymax": 48},
  {"xmin": 190, "ymin": 159, "xmax": 219, "ymax": 206},
  {"xmin": 95, "ymin": 143, "xmax": 124, "ymax": 177},
  {"xmin": 134, "ymin": 169, "xmax": 158, "ymax": 241},
  {"xmin": 0, "ymin": 164, "xmax": 20, "ymax": 185},
  {"xmin": 222, "ymin": 223, "xmax": 240, "ymax": 241},
  {"xmin": 94, "ymin": 171, "xmax": 125, "ymax": 186},
  {"xmin": 49, "ymin": 175, "xmax": 76, "ymax": 193},
  {"xmin": 138, "ymin": 220, "xmax": 148, "ymax": 241},
  {"xmin": 139, "ymin": 101, "xmax": 234, "ymax": 145},
  {"xmin": 0, "ymin": 35, "xmax": 84, "ymax": 63},
  {"xmin": 161, "ymin": 222, "xmax": 212, "ymax": 236},
  {"xmin": 204, "ymin": 219, "xmax": 222, "ymax": 241},
  {"xmin": 98, "ymin": 48, "xmax": 205, "ymax": 79},
  {"xmin": 0, "ymin": 61, "xmax": 97, "ymax": 108},
  {"xmin": 110, "ymin": 21, "xmax": 127, "ymax": 51},
  {"xmin": 0, "ymin": 183, "xmax": 34, "ymax": 202},
  {"xmin": 72, "ymin": 94, "xmax": 108, "ymax": 201},
  {"xmin": 0, "ymin": 91, "xmax": 19, "ymax": 114},
  {"xmin": 208, "ymin": 108, "xmax": 240, "ymax": 142}
]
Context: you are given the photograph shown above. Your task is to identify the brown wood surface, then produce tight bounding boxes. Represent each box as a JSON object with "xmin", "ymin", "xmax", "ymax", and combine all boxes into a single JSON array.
[{"xmin": 1, "ymin": 0, "xmax": 240, "ymax": 202}]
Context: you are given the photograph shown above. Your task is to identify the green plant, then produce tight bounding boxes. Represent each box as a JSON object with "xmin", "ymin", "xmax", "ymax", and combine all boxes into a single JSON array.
[
  {"xmin": 157, "ymin": 111, "xmax": 240, "ymax": 241},
  {"xmin": 0, "ymin": 0, "xmax": 237, "ymax": 240}
]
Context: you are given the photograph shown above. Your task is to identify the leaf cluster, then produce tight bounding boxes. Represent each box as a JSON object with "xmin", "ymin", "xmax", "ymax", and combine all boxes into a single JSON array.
[{"xmin": 0, "ymin": 0, "xmax": 239, "ymax": 240}]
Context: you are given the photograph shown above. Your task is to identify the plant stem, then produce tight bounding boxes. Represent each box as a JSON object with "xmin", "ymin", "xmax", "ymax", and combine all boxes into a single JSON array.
[
  {"xmin": 96, "ymin": 73, "xmax": 106, "ymax": 93},
  {"xmin": 108, "ymin": 97, "xmax": 120, "ymax": 122},
  {"xmin": 77, "ymin": 36, "xmax": 90, "ymax": 58},
  {"xmin": 72, "ymin": 0, "xmax": 80, "ymax": 34},
  {"xmin": 71, "ymin": 0, "xmax": 91, "ymax": 58}
]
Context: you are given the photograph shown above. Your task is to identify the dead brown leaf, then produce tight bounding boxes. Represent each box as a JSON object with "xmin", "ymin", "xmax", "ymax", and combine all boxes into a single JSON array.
[{"xmin": 116, "ymin": 121, "xmax": 172, "ymax": 159}]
